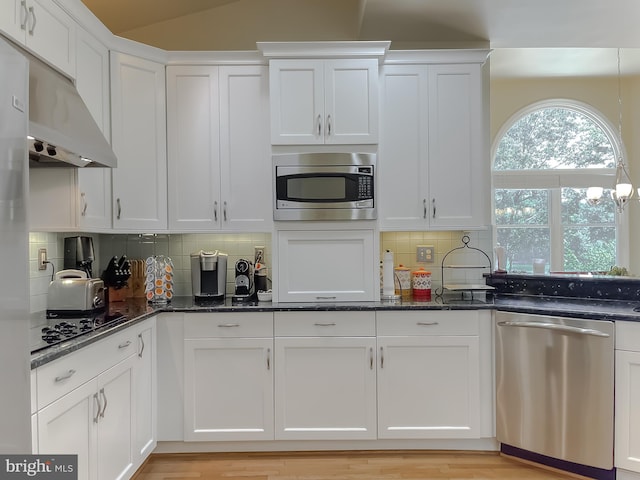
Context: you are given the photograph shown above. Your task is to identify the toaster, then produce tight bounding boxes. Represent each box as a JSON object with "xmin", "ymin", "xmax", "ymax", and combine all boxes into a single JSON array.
[{"xmin": 47, "ymin": 269, "xmax": 105, "ymax": 315}]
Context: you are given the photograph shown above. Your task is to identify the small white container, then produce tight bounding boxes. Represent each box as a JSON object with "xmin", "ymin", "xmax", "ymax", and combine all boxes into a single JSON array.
[{"xmin": 257, "ymin": 290, "xmax": 272, "ymax": 302}]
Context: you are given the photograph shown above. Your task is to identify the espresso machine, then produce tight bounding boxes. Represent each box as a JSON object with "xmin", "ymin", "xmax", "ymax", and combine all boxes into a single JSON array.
[
  {"xmin": 190, "ymin": 250, "xmax": 227, "ymax": 303},
  {"xmin": 64, "ymin": 236, "xmax": 95, "ymax": 277},
  {"xmin": 232, "ymin": 258, "xmax": 253, "ymax": 303}
]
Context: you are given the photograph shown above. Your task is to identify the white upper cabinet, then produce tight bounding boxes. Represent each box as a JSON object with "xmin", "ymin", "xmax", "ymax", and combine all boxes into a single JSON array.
[
  {"xmin": 378, "ymin": 52, "xmax": 489, "ymax": 230},
  {"xmin": 166, "ymin": 64, "xmax": 271, "ymax": 232},
  {"xmin": 111, "ymin": 52, "xmax": 167, "ymax": 231},
  {"xmin": 75, "ymin": 27, "xmax": 111, "ymax": 231},
  {"xmin": 269, "ymin": 59, "xmax": 379, "ymax": 145},
  {"xmin": 0, "ymin": 0, "xmax": 76, "ymax": 78}
]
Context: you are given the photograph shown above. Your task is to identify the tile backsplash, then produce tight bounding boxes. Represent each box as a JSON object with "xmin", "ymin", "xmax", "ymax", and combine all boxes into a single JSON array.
[{"xmin": 29, "ymin": 229, "xmax": 491, "ymax": 312}]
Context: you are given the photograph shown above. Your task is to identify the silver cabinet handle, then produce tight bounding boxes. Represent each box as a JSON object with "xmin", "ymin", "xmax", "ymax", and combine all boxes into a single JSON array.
[
  {"xmin": 497, "ymin": 321, "xmax": 610, "ymax": 337},
  {"xmin": 417, "ymin": 321, "xmax": 439, "ymax": 326},
  {"xmin": 369, "ymin": 347, "xmax": 374, "ymax": 370},
  {"xmin": 99, "ymin": 388, "xmax": 107, "ymax": 418},
  {"xmin": 214, "ymin": 201, "xmax": 218, "ymax": 221},
  {"xmin": 314, "ymin": 322, "xmax": 336, "ymax": 327},
  {"xmin": 217, "ymin": 323, "xmax": 240, "ymax": 328},
  {"xmin": 20, "ymin": 0, "xmax": 28, "ymax": 29},
  {"xmin": 432, "ymin": 198, "xmax": 436, "ymax": 218},
  {"xmin": 326, "ymin": 114, "xmax": 332, "ymax": 136},
  {"xmin": 267, "ymin": 347, "xmax": 271, "ymax": 370},
  {"xmin": 54, "ymin": 369, "xmax": 76, "ymax": 383},
  {"xmin": 116, "ymin": 198, "xmax": 122, "ymax": 220},
  {"xmin": 118, "ymin": 340, "xmax": 132, "ymax": 349},
  {"xmin": 28, "ymin": 5, "xmax": 36, "ymax": 35},
  {"xmin": 423, "ymin": 199, "xmax": 427, "ymax": 219},
  {"xmin": 380, "ymin": 346, "xmax": 384, "ymax": 369},
  {"xmin": 223, "ymin": 201, "xmax": 227, "ymax": 221},
  {"xmin": 316, "ymin": 296, "xmax": 337, "ymax": 300},
  {"xmin": 317, "ymin": 114, "xmax": 322, "ymax": 136},
  {"xmin": 80, "ymin": 192, "xmax": 87, "ymax": 216},
  {"xmin": 138, "ymin": 333, "xmax": 145, "ymax": 358},
  {"xmin": 93, "ymin": 393, "xmax": 101, "ymax": 423}
]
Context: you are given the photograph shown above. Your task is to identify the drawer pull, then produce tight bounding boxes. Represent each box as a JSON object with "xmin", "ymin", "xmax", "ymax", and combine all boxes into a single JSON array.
[
  {"xmin": 54, "ymin": 369, "xmax": 76, "ymax": 382},
  {"xmin": 118, "ymin": 340, "xmax": 132, "ymax": 349},
  {"xmin": 218, "ymin": 323, "xmax": 240, "ymax": 328},
  {"xmin": 314, "ymin": 322, "xmax": 336, "ymax": 327},
  {"xmin": 99, "ymin": 388, "xmax": 107, "ymax": 418},
  {"xmin": 93, "ymin": 393, "xmax": 101, "ymax": 423},
  {"xmin": 417, "ymin": 321, "xmax": 439, "ymax": 326},
  {"xmin": 138, "ymin": 333, "xmax": 145, "ymax": 358}
]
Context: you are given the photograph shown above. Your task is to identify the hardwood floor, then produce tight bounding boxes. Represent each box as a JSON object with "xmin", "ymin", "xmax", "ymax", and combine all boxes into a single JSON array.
[{"xmin": 132, "ymin": 450, "xmax": 579, "ymax": 480}]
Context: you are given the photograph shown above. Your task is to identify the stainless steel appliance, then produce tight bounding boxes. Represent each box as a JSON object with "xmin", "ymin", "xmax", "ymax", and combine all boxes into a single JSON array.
[
  {"xmin": 64, "ymin": 235, "xmax": 95, "ymax": 277},
  {"xmin": 495, "ymin": 311, "xmax": 614, "ymax": 478},
  {"xmin": 274, "ymin": 152, "xmax": 376, "ymax": 220},
  {"xmin": 47, "ymin": 269, "xmax": 105, "ymax": 316},
  {"xmin": 190, "ymin": 250, "xmax": 227, "ymax": 303},
  {"xmin": 0, "ymin": 36, "xmax": 32, "ymax": 451}
]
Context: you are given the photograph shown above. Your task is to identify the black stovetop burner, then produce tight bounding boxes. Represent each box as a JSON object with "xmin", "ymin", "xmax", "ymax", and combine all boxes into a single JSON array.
[{"xmin": 31, "ymin": 312, "xmax": 126, "ymax": 354}]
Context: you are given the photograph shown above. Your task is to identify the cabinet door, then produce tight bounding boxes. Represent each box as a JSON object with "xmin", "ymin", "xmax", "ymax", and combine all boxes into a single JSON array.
[
  {"xmin": 219, "ymin": 65, "xmax": 272, "ymax": 231},
  {"xmin": 615, "ymin": 349, "xmax": 640, "ymax": 471},
  {"xmin": 29, "ymin": 168, "xmax": 77, "ymax": 231},
  {"xmin": 269, "ymin": 59, "xmax": 324, "ymax": 145},
  {"xmin": 377, "ymin": 335, "xmax": 481, "ymax": 439},
  {"xmin": 26, "ymin": 0, "xmax": 76, "ymax": 78},
  {"xmin": 37, "ymin": 380, "xmax": 98, "ymax": 480},
  {"xmin": 274, "ymin": 336, "xmax": 377, "ymax": 440},
  {"xmin": 277, "ymin": 229, "xmax": 376, "ymax": 302},
  {"xmin": 132, "ymin": 322, "xmax": 156, "ymax": 467},
  {"xmin": 324, "ymin": 59, "xmax": 378, "ymax": 144},
  {"xmin": 0, "ymin": 0, "xmax": 27, "ymax": 44},
  {"xmin": 111, "ymin": 52, "xmax": 167, "ymax": 231},
  {"xmin": 76, "ymin": 27, "xmax": 111, "ymax": 231},
  {"xmin": 167, "ymin": 66, "xmax": 221, "ymax": 231},
  {"xmin": 183, "ymin": 337, "xmax": 274, "ymax": 441},
  {"xmin": 96, "ymin": 355, "xmax": 134, "ymax": 480},
  {"xmin": 428, "ymin": 63, "xmax": 486, "ymax": 228},
  {"xmin": 378, "ymin": 65, "xmax": 429, "ymax": 230}
]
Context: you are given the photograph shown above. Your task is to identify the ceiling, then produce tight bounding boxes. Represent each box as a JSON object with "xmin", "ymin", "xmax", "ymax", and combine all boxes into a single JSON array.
[{"xmin": 80, "ymin": 0, "xmax": 640, "ymax": 77}]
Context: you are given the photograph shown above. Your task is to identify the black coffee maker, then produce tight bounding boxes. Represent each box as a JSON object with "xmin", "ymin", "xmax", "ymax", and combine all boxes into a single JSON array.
[
  {"xmin": 64, "ymin": 236, "xmax": 95, "ymax": 277},
  {"xmin": 232, "ymin": 258, "xmax": 252, "ymax": 303}
]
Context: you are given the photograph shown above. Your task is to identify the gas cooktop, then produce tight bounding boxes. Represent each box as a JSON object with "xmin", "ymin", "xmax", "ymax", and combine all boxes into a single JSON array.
[{"xmin": 31, "ymin": 312, "xmax": 127, "ymax": 354}]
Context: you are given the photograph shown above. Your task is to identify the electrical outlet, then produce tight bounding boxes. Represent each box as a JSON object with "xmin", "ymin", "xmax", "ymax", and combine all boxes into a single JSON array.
[
  {"xmin": 38, "ymin": 248, "xmax": 47, "ymax": 270},
  {"xmin": 254, "ymin": 245, "xmax": 265, "ymax": 264},
  {"xmin": 416, "ymin": 245, "xmax": 435, "ymax": 263}
]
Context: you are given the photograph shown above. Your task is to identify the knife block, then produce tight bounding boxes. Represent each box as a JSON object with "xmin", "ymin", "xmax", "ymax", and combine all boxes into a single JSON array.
[{"xmin": 107, "ymin": 285, "xmax": 130, "ymax": 302}]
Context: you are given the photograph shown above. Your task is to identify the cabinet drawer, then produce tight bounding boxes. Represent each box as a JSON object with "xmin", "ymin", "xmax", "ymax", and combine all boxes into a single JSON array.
[
  {"xmin": 376, "ymin": 310, "xmax": 480, "ymax": 336},
  {"xmin": 616, "ymin": 321, "xmax": 640, "ymax": 351},
  {"xmin": 184, "ymin": 312, "xmax": 273, "ymax": 338},
  {"xmin": 275, "ymin": 311, "xmax": 376, "ymax": 337},
  {"xmin": 36, "ymin": 327, "xmax": 137, "ymax": 409}
]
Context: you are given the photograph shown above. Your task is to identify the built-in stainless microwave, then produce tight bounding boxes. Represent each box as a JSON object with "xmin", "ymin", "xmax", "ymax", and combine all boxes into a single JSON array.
[{"xmin": 274, "ymin": 152, "xmax": 376, "ymax": 221}]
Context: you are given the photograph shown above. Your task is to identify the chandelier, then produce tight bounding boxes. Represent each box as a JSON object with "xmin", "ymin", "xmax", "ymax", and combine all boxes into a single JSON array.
[{"xmin": 587, "ymin": 48, "xmax": 634, "ymax": 213}]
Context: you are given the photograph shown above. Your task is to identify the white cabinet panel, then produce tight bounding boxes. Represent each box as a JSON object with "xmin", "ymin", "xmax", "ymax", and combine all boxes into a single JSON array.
[
  {"xmin": 132, "ymin": 322, "xmax": 156, "ymax": 468},
  {"xmin": 616, "ymin": 321, "xmax": 640, "ymax": 473},
  {"xmin": 274, "ymin": 335, "xmax": 377, "ymax": 440},
  {"xmin": 269, "ymin": 59, "xmax": 378, "ymax": 145},
  {"xmin": 276, "ymin": 229, "xmax": 376, "ymax": 302},
  {"xmin": 111, "ymin": 52, "xmax": 167, "ymax": 231}
]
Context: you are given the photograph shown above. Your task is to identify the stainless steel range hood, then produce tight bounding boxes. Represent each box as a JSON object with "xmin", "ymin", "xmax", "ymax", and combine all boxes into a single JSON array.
[{"xmin": 28, "ymin": 55, "xmax": 117, "ymax": 168}]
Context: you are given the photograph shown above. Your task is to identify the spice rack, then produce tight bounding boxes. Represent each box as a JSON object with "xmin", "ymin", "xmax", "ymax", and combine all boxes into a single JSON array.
[{"xmin": 435, "ymin": 235, "xmax": 494, "ymax": 299}]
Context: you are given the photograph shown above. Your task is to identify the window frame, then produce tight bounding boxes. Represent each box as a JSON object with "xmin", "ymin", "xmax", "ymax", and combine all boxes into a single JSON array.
[{"xmin": 491, "ymin": 98, "xmax": 628, "ymax": 272}]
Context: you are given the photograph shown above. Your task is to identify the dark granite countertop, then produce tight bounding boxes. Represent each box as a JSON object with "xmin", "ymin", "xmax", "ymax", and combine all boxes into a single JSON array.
[{"xmin": 31, "ymin": 279, "xmax": 640, "ymax": 368}]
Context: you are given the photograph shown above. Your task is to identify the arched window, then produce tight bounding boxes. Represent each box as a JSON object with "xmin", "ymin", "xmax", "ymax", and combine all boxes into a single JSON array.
[{"xmin": 492, "ymin": 100, "xmax": 619, "ymax": 274}]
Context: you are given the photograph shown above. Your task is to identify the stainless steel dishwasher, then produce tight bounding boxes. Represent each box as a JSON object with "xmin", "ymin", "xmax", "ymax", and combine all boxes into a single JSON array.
[{"xmin": 495, "ymin": 311, "xmax": 614, "ymax": 475}]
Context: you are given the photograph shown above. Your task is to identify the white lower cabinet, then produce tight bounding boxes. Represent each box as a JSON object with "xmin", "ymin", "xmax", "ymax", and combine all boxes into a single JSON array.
[
  {"xmin": 274, "ymin": 311, "xmax": 377, "ymax": 440},
  {"xmin": 376, "ymin": 311, "xmax": 481, "ymax": 439},
  {"xmin": 183, "ymin": 313, "xmax": 274, "ymax": 441},
  {"xmin": 615, "ymin": 321, "xmax": 640, "ymax": 475},
  {"xmin": 34, "ymin": 317, "xmax": 156, "ymax": 480}
]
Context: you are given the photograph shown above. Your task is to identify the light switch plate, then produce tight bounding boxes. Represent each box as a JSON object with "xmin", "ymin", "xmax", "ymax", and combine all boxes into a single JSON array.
[{"xmin": 417, "ymin": 245, "xmax": 435, "ymax": 263}]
